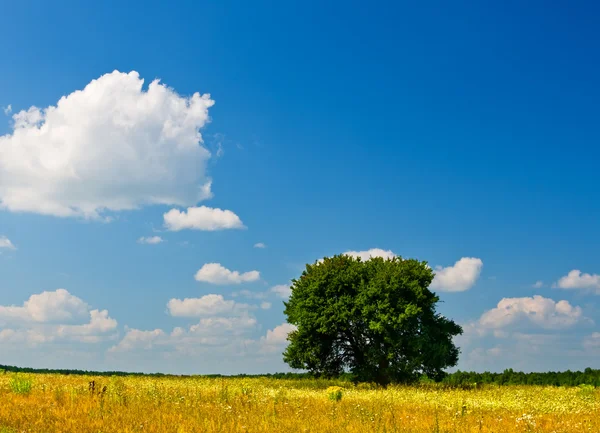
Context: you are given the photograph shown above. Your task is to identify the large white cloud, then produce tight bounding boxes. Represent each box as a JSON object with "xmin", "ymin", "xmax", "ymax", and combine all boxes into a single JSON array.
[
  {"xmin": 164, "ymin": 206, "xmax": 245, "ymax": 231},
  {"xmin": 194, "ymin": 263, "xmax": 260, "ymax": 285},
  {"xmin": 0, "ymin": 289, "xmax": 117, "ymax": 345},
  {"xmin": 0, "ymin": 289, "xmax": 89, "ymax": 324},
  {"xmin": 167, "ymin": 294, "xmax": 252, "ymax": 317},
  {"xmin": 430, "ymin": 257, "xmax": 483, "ymax": 292},
  {"xmin": 554, "ymin": 270, "xmax": 600, "ymax": 293},
  {"xmin": 479, "ymin": 295, "xmax": 586, "ymax": 330},
  {"xmin": 0, "ymin": 70, "xmax": 214, "ymax": 219},
  {"xmin": 0, "ymin": 235, "xmax": 16, "ymax": 250}
]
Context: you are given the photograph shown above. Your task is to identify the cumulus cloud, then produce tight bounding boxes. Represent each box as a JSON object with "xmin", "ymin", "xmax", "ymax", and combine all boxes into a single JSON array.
[
  {"xmin": 108, "ymin": 328, "xmax": 165, "ymax": 352},
  {"xmin": 554, "ymin": 270, "xmax": 600, "ymax": 293},
  {"xmin": 0, "ymin": 289, "xmax": 89, "ymax": 324},
  {"xmin": 164, "ymin": 206, "xmax": 245, "ymax": 231},
  {"xmin": 194, "ymin": 263, "xmax": 260, "ymax": 285},
  {"xmin": 137, "ymin": 236, "xmax": 164, "ymax": 245},
  {"xmin": 0, "ymin": 70, "xmax": 214, "ymax": 219},
  {"xmin": 259, "ymin": 323, "xmax": 297, "ymax": 353},
  {"xmin": 430, "ymin": 257, "xmax": 483, "ymax": 292},
  {"xmin": 0, "ymin": 289, "xmax": 117, "ymax": 345},
  {"xmin": 343, "ymin": 248, "xmax": 396, "ymax": 261},
  {"xmin": 532, "ymin": 280, "xmax": 544, "ymax": 289},
  {"xmin": 109, "ymin": 315, "xmax": 258, "ymax": 353},
  {"xmin": 167, "ymin": 294, "xmax": 252, "ymax": 317},
  {"xmin": 2, "ymin": 105, "xmax": 11, "ymax": 115},
  {"xmin": 254, "ymin": 243, "xmax": 266, "ymax": 249},
  {"xmin": 0, "ymin": 235, "xmax": 16, "ymax": 250},
  {"xmin": 479, "ymin": 295, "xmax": 586, "ymax": 330}
]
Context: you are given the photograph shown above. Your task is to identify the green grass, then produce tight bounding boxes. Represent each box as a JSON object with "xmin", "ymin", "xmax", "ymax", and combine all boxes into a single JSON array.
[{"xmin": 9, "ymin": 375, "xmax": 32, "ymax": 395}]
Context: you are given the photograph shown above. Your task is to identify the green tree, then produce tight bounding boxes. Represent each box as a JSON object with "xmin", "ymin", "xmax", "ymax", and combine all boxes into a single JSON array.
[{"xmin": 283, "ymin": 254, "xmax": 462, "ymax": 386}]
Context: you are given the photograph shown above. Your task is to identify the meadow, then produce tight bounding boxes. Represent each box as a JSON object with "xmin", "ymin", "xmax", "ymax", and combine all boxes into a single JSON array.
[{"xmin": 0, "ymin": 373, "xmax": 598, "ymax": 432}]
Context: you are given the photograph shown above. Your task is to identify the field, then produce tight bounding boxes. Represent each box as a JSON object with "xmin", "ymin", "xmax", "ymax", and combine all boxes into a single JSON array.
[{"xmin": 0, "ymin": 373, "xmax": 598, "ymax": 433}]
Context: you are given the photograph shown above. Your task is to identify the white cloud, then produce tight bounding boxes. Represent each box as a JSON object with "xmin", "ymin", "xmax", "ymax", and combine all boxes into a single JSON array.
[
  {"xmin": 109, "ymin": 315, "xmax": 258, "ymax": 353},
  {"xmin": 479, "ymin": 295, "xmax": 585, "ymax": 330},
  {"xmin": 343, "ymin": 248, "xmax": 396, "ymax": 261},
  {"xmin": 260, "ymin": 302, "xmax": 272, "ymax": 310},
  {"xmin": 0, "ymin": 289, "xmax": 117, "ymax": 345},
  {"xmin": 0, "ymin": 70, "xmax": 214, "ymax": 219},
  {"xmin": 167, "ymin": 294, "xmax": 252, "ymax": 317},
  {"xmin": 270, "ymin": 284, "xmax": 292, "ymax": 300},
  {"xmin": 2, "ymin": 105, "xmax": 11, "ymax": 115},
  {"xmin": 108, "ymin": 328, "xmax": 165, "ymax": 352},
  {"xmin": 56, "ymin": 309, "xmax": 118, "ymax": 342},
  {"xmin": 554, "ymin": 270, "xmax": 600, "ymax": 293},
  {"xmin": 194, "ymin": 263, "xmax": 260, "ymax": 285},
  {"xmin": 259, "ymin": 323, "xmax": 297, "ymax": 353},
  {"xmin": 0, "ymin": 235, "xmax": 16, "ymax": 250},
  {"xmin": 532, "ymin": 280, "xmax": 543, "ymax": 289},
  {"xmin": 0, "ymin": 289, "xmax": 89, "ymax": 324},
  {"xmin": 164, "ymin": 206, "xmax": 244, "ymax": 231},
  {"xmin": 137, "ymin": 236, "xmax": 164, "ymax": 245},
  {"xmin": 254, "ymin": 242, "xmax": 266, "ymax": 249},
  {"xmin": 430, "ymin": 257, "xmax": 483, "ymax": 292}
]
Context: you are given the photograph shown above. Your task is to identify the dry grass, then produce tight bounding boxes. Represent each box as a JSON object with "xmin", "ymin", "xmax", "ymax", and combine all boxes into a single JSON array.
[{"xmin": 0, "ymin": 373, "xmax": 598, "ymax": 432}]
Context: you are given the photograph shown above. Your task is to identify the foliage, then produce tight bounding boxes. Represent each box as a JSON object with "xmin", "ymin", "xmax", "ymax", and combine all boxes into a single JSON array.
[
  {"xmin": 9, "ymin": 375, "xmax": 32, "ymax": 395},
  {"xmin": 0, "ymin": 374, "xmax": 598, "ymax": 432},
  {"xmin": 283, "ymin": 254, "xmax": 462, "ymax": 386},
  {"xmin": 326, "ymin": 386, "xmax": 343, "ymax": 401}
]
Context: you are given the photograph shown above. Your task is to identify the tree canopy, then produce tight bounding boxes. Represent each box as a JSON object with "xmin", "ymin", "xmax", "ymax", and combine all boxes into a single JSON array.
[{"xmin": 283, "ymin": 254, "xmax": 462, "ymax": 386}]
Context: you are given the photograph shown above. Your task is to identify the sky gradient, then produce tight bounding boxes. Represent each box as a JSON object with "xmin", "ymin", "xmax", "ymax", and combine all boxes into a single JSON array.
[{"xmin": 0, "ymin": 0, "xmax": 599, "ymax": 374}]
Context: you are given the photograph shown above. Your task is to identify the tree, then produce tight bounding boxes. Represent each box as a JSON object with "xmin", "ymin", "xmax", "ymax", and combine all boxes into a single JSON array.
[{"xmin": 282, "ymin": 254, "xmax": 462, "ymax": 386}]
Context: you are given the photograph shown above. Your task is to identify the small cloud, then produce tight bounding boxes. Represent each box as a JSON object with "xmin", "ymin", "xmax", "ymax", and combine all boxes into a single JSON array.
[
  {"xmin": 254, "ymin": 242, "xmax": 266, "ymax": 249},
  {"xmin": 167, "ymin": 294, "xmax": 251, "ymax": 317},
  {"xmin": 553, "ymin": 270, "xmax": 600, "ymax": 293},
  {"xmin": 0, "ymin": 236, "xmax": 16, "ymax": 250},
  {"xmin": 430, "ymin": 257, "xmax": 483, "ymax": 292},
  {"xmin": 260, "ymin": 302, "xmax": 272, "ymax": 310},
  {"xmin": 3, "ymin": 105, "xmax": 11, "ymax": 115},
  {"xmin": 532, "ymin": 281, "xmax": 544, "ymax": 289},
  {"xmin": 137, "ymin": 236, "xmax": 164, "ymax": 245},
  {"xmin": 164, "ymin": 206, "xmax": 245, "ymax": 231},
  {"xmin": 194, "ymin": 263, "xmax": 260, "ymax": 285}
]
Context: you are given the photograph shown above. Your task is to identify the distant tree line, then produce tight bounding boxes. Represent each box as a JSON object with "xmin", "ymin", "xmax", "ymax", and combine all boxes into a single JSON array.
[
  {"xmin": 440, "ymin": 368, "xmax": 600, "ymax": 387},
  {"xmin": 2, "ymin": 364, "xmax": 600, "ymax": 387}
]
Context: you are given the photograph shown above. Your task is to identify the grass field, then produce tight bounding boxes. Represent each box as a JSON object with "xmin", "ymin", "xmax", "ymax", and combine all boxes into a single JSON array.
[{"xmin": 0, "ymin": 373, "xmax": 598, "ymax": 432}]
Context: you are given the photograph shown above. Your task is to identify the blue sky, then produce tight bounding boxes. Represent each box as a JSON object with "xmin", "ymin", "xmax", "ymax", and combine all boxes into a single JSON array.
[{"xmin": 0, "ymin": 0, "xmax": 599, "ymax": 374}]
